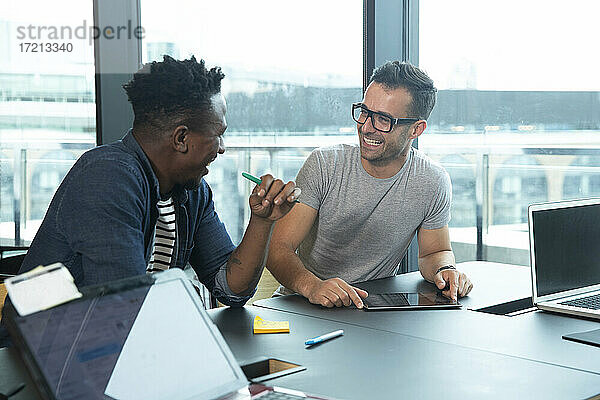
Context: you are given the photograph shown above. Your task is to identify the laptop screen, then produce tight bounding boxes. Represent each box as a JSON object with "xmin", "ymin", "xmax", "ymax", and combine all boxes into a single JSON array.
[
  {"xmin": 532, "ymin": 202, "xmax": 600, "ymax": 297},
  {"xmin": 12, "ymin": 278, "xmax": 244, "ymax": 400}
]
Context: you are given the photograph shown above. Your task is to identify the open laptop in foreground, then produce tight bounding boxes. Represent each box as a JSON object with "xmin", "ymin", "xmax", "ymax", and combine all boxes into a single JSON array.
[
  {"xmin": 3, "ymin": 268, "xmax": 330, "ymax": 400},
  {"xmin": 528, "ymin": 198, "xmax": 600, "ymax": 320}
]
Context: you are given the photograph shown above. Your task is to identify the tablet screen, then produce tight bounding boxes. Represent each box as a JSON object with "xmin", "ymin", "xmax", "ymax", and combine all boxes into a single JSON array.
[{"xmin": 363, "ymin": 292, "xmax": 460, "ymax": 310}]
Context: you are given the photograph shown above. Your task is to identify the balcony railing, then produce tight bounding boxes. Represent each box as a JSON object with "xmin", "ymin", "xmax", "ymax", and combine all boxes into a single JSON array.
[{"xmin": 2, "ymin": 130, "xmax": 600, "ymax": 267}]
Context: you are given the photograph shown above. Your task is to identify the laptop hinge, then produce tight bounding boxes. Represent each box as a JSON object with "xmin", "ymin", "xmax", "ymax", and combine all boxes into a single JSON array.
[{"xmin": 537, "ymin": 283, "xmax": 600, "ymax": 303}]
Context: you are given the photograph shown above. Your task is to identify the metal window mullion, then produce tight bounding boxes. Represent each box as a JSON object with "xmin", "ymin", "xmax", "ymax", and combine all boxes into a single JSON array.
[
  {"xmin": 93, "ymin": 0, "xmax": 141, "ymax": 145},
  {"xmin": 371, "ymin": 0, "xmax": 420, "ymax": 273},
  {"xmin": 364, "ymin": 0, "xmax": 375, "ymax": 93}
]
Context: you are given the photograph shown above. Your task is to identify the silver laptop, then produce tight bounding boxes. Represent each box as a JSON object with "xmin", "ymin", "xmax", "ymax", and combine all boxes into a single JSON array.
[
  {"xmin": 4, "ymin": 268, "xmax": 331, "ymax": 399},
  {"xmin": 528, "ymin": 198, "xmax": 600, "ymax": 319}
]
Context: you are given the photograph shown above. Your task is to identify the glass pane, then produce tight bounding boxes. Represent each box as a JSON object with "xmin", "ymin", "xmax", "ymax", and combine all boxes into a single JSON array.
[
  {"xmin": 140, "ymin": 0, "xmax": 363, "ymax": 244},
  {"xmin": 419, "ymin": 0, "xmax": 600, "ymax": 265},
  {"xmin": 0, "ymin": 0, "xmax": 96, "ymax": 247}
]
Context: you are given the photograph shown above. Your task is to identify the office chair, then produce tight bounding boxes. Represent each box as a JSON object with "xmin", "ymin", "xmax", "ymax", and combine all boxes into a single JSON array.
[
  {"xmin": 0, "ymin": 254, "xmax": 25, "ymax": 278},
  {"xmin": 0, "ymin": 256, "xmax": 25, "ymax": 312},
  {"xmin": 0, "ymin": 254, "xmax": 25, "ymax": 315}
]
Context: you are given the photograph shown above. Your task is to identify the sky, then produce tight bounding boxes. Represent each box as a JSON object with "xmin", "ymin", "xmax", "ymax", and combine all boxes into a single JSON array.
[
  {"xmin": 1, "ymin": 0, "xmax": 599, "ymax": 91},
  {"xmin": 420, "ymin": 0, "xmax": 600, "ymax": 91},
  {"xmin": 139, "ymin": 0, "xmax": 363, "ymax": 83}
]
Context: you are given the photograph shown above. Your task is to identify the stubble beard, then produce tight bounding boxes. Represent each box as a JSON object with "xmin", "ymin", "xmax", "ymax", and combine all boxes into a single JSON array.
[{"xmin": 360, "ymin": 126, "xmax": 411, "ymax": 166}]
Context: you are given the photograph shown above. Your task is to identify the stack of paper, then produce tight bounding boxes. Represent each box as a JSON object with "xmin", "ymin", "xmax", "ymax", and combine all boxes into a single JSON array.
[
  {"xmin": 253, "ymin": 315, "xmax": 290, "ymax": 334},
  {"xmin": 5, "ymin": 263, "xmax": 82, "ymax": 316}
]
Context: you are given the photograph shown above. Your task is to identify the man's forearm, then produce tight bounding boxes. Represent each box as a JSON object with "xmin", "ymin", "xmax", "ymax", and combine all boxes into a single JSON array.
[
  {"xmin": 225, "ymin": 215, "xmax": 275, "ymax": 296},
  {"xmin": 266, "ymin": 243, "xmax": 320, "ymax": 297},
  {"xmin": 418, "ymin": 250, "xmax": 455, "ymax": 283}
]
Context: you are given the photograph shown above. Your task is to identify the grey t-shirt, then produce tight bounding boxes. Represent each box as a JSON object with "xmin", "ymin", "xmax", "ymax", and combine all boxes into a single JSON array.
[{"xmin": 285, "ymin": 144, "xmax": 451, "ymax": 289}]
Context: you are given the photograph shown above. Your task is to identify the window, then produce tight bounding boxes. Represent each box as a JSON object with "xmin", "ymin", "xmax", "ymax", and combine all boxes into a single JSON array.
[
  {"xmin": 563, "ymin": 156, "xmax": 600, "ymax": 199},
  {"xmin": 418, "ymin": 0, "xmax": 600, "ymax": 265},
  {"xmin": 140, "ymin": 0, "xmax": 363, "ymax": 244},
  {"xmin": 0, "ymin": 0, "xmax": 96, "ymax": 245}
]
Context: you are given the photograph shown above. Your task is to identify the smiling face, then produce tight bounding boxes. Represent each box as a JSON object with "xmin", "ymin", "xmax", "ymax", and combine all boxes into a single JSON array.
[
  {"xmin": 180, "ymin": 94, "xmax": 227, "ymax": 190},
  {"xmin": 358, "ymin": 82, "xmax": 419, "ymax": 177}
]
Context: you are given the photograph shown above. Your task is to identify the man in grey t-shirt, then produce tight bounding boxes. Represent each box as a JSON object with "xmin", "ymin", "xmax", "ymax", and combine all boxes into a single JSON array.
[{"xmin": 267, "ymin": 61, "xmax": 473, "ymax": 308}]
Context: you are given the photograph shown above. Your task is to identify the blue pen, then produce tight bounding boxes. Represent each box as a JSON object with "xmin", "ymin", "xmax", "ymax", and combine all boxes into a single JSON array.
[{"xmin": 305, "ymin": 329, "xmax": 344, "ymax": 346}]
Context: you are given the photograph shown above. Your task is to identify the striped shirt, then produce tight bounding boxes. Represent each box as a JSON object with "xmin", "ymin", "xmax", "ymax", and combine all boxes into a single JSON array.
[{"xmin": 147, "ymin": 198, "xmax": 176, "ymax": 273}]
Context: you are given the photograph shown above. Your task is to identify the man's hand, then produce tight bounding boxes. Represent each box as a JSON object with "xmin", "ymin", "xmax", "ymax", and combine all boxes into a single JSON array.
[
  {"xmin": 249, "ymin": 174, "xmax": 301, "ymax": 221},
  {"xmin": 433, "ymin": 269, "xmax": 473, "ymax": 301},
  {"xmin": 305, "ymin": 277, "xmax": 369, "ymax": 309}
]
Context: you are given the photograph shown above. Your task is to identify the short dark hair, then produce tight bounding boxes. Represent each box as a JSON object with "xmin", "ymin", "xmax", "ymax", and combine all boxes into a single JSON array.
[
  {"xmin": 123, "ymin": 55, "xmax": 225, "ymax": 135},
  {"xmin": 369, "ymin": 61, "xmax": 437, "ymax": 120}
]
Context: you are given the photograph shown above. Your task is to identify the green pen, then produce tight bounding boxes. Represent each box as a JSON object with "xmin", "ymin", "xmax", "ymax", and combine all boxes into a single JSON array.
[{"xmin": 241, "ymin": 172, "xmax": 300, "ymax": 203}]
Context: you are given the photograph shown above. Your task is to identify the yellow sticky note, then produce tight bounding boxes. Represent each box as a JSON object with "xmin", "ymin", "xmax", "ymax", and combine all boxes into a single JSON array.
[{"xmin": 253, "ymin": 315, "xmax": 290, "ymax": 334}]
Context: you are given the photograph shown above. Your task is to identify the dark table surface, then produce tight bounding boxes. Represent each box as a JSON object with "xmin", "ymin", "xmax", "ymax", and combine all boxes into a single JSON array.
[
  {"xmin": 0, "ymin": 346, "xmax": 38, "ymax": 400},
  {"xmin": 208, "ymin": 305, "xmax": 600, "ymax": 399},
  {"xmin": 253, "ymin": 261, "xmax": 600, "ymax": 375},
  {"xmin": 2, "ymin": 261, "xmax": 600, "ymax": 400},
  {"xmin": 256, "ymin": 261, "xmax": 534, "ymax": 312},
  {"xmin": 4, "ymin": 305, "xmax": 600, "ymax": 400}
]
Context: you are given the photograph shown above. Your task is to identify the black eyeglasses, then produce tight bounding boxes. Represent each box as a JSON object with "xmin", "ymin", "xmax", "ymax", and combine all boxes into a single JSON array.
[{"xmin": 351, "ymin": 103, "xmax": 421, "ymax": 133}]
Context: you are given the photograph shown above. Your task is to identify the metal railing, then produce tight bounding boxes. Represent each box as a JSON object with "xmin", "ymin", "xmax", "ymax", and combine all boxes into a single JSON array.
[{"xmin": 3, "ymin": 130, "xmax": 600, "ymax": 266}]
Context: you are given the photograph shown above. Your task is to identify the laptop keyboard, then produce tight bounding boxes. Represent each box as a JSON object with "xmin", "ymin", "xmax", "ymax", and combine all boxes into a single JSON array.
[
  {"xmin": 559, "ymin": 293, "xmax": 600, "ymax": 310},
  {"xmin": 258, "ymin": 391, "xmax": 306, "ymax": 399}
]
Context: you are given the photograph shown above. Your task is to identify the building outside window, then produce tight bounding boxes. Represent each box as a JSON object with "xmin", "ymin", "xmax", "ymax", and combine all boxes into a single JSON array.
[
  {"xmin": 0, "ymin": 0, "xmax": 96, "ymax": 246},
  {"xmin": 3, "ymin": 0, "xmax": 599, "ymax": 272},
  {"xmin": 418, "ymin": 0, "xmax": 600, "ymax": 265},
  {"xmin": 140, "ymin": 0, "xmax": 363, "ymax": 244}
]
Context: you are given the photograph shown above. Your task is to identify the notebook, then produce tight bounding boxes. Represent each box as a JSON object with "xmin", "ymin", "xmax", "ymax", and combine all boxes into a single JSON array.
[
  {"xmin": 528, "ymin": 198, "xmax": 600, "ymax": 320},
  {"xmin": 3, "ymin": 268, "xmax": 331, "ymax": 400}
]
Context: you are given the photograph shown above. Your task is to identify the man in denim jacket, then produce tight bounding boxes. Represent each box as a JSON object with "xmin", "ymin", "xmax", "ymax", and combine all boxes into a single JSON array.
[{"xmin": 18, "ymin": 56, "xmax": 300, "ymax": 307}]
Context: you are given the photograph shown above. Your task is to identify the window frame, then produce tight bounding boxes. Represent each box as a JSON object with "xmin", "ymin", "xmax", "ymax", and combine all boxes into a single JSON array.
[
  {"xmin": 369, "ymin": 0, "xmax": 420, "ymax": 272},
  {"xmin": 93, "ymin": 0, "xmax": 141, "ymax": 145}
]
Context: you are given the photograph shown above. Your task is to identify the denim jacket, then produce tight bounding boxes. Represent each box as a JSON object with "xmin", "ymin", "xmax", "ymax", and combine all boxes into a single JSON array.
[{"xmin": 20, "ymin": 131, "xmax": 250, "ymax": 307}]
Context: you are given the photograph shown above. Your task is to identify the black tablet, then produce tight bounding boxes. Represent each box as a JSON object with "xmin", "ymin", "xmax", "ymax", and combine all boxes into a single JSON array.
[{"xmin": 363, "ymin": 292, "xmax": 461, "ymax": 311}]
